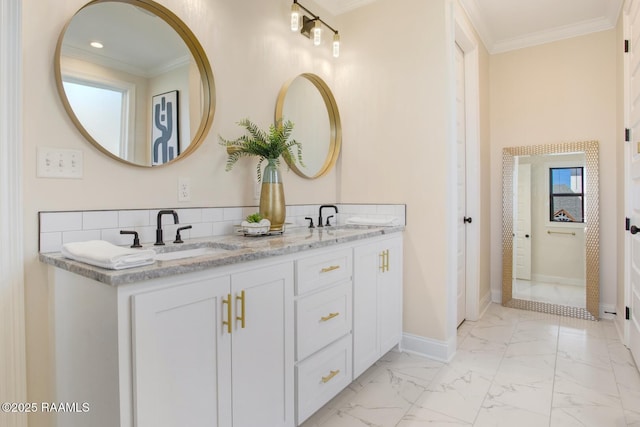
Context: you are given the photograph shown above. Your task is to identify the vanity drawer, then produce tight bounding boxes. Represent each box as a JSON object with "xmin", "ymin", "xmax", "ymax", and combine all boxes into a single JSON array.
[
  {"xmin": 296, "ymin": 282, "xmax": 352, "ymax": 361},
  {"xmin": 296, "ymin": 247, "xmax": 352, "ymax": 295},
  {"xmin": 296, "ymin": 334, "xmax": 353, "ymax": 424}
]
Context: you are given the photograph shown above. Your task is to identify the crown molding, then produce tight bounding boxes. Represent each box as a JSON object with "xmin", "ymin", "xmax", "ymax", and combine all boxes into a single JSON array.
[
  {"xmin": 460, "ymin": 0, "xmax": 623, "ymax": 54},
  {"xmin": 491, "ymin": 16, "xmax": 617, "ymax": 54}
]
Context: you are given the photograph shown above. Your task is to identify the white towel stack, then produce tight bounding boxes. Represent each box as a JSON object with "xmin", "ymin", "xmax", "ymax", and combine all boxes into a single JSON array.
[
  {"xmin": 345, "ymin": 216, "xmax": 401, "ymax": 226},
  {"xmin": 61, "ymin": 240, "xmax": 156, "ymax": 270}
]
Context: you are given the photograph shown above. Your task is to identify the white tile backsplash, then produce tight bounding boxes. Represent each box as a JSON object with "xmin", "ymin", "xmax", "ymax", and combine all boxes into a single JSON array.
[
  {"xmin": 118, "ymin": 210, "xmax": 150, "ymax": 227},
  {"xmin": 39, "ymin": 204, "xmax": 406, "ymax": 252},
  {"xmin": 223, "ymin": 207, "xmax": 244, "ymax": 221},
  {"xmin": 83, "ymin": 211, "xmax": 118, "ymax": 230},
  {"xmin": 40, "ymin": 212, "xmax": 82, "ymax": 232}
]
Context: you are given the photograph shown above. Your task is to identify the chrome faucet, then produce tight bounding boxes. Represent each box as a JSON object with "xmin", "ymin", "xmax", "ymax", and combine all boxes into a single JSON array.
[
  {"xmin": 318, "ymin": 205, "xmax": 338, "ymax": 227},
  {"xmin": 155, "ymin": 210, "xmax": 179, "ymax": 246}
]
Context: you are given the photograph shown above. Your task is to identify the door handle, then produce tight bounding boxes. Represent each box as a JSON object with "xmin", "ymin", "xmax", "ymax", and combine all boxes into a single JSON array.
[
  {"xmin": 463, "ymin": 217, "xmax": 472, "ymax": 224},
  {"xmin": 631, "ymin": 225, "xmax": 639, "ymax": 235},
  {"xmin": 525, "ymin": 234, "xmax": 530, "ymax": 238}
]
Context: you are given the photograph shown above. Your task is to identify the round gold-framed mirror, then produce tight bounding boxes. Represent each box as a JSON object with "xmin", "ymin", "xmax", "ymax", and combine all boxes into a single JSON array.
[
  {"xmin": 55, "ymin": 0, "xmax": 215, "ymax": 167},
  {"xmin": 275, "ymin": 73, "xmax": 341, "ymax": 179}
]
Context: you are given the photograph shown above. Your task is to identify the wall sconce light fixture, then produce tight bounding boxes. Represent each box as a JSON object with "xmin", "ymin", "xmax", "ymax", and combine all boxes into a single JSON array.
[{"xmin": 290, "ymin": 0, "xmax": 340, "ymax": 57}]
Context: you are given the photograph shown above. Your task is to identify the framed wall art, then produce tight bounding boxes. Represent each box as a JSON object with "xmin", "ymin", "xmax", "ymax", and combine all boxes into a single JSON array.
[{"xmin": 151, "ymin": 90, "xmax": 179, "ymax": 165}]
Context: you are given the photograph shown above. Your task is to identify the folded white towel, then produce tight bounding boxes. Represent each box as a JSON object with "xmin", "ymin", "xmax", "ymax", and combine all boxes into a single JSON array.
[
  {"xmin": 345, "ymin": 216, "xmax": 400, "ymax": 226},
  {"xmin": 61, "ymin": 240, "xmax": 156, "ymax": 270}
]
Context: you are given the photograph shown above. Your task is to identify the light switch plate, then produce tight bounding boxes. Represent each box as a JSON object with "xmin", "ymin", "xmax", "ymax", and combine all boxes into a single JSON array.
[{"xmin": 37, "ymin": 147, "xmax": 83, "ymax": 179}]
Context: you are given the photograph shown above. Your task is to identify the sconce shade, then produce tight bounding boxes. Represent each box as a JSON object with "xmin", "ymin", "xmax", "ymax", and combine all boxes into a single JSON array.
[
  {"xmin": 332, "ymin": 32, "xmax": 340, "ymax": 57},
  {"xmin": 313, "ymin": 20, "xmax": 322, "ymax": 46},
  {"xmin": 291, "ymin": 4, "xmax": 300, "ymax": 31}
]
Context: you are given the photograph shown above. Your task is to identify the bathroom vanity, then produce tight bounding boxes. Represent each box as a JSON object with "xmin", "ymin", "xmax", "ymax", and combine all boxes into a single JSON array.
[{"xmin": 40, "ymin": 225, "xmax": 403, "ymax": 427}]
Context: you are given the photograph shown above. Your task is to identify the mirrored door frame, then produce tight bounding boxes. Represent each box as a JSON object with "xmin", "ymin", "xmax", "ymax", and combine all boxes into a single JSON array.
[{"xmin": 502, "ymin": 141, "xmax": 599, "ymax": 320}]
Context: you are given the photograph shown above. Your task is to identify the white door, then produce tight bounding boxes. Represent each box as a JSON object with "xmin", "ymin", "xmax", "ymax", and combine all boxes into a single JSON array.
[
  {"xmin": 515, "ymin": 163, "xmax": 532, "ymax": 280},
  {"xmin": 455, "ymin": 43, "xmax": 468, "ymax": 327},
  {"xmin": 627, "ymin": 0, "xmax": 640, "ymax": 368},
  {"xmin": 231, "ymin": 263, "xmax": 294, "ymax": 427}
]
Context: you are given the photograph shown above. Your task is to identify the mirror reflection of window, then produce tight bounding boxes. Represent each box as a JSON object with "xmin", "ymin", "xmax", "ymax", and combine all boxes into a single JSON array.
[
  {"xmin": 62, "ymin": 78, "xmax": 128, "ymax": 158},
  {"xmin": 549, "ymin": 167, "xmax": 584, "ymax": 222}
]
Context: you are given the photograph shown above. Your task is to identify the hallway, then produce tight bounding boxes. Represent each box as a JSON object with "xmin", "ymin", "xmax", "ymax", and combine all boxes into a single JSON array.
[{"xmin": 301, "ymin": 304, "xmax": 640, "ymax": 426}]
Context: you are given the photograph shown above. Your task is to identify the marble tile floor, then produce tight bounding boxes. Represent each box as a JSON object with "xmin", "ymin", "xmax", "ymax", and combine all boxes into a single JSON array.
[
  {"xmin": 513, "ymin": 279, "xmax": 586, "ymax": 308},
  {"xmin": 300, "ymin": 303, "xmax": 640, "ymax": 427}
]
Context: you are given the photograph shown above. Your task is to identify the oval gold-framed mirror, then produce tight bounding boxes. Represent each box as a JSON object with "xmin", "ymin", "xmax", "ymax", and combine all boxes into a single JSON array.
[
  {"xmin": 55, "ymin": 0, "xmax": 215, "ymax": 167},
  {"xmin": 502, "ymin": 141, "xmax": 599, "ymax": 320},
  {"xmin": 275, "ymin": 73, "xmax": 341, "ymax": 179}
]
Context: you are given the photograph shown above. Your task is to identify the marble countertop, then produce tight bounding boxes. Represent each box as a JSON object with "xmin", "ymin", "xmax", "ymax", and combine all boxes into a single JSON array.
[{"xmin": 39, "ymin": 225, "xmax": 404, "ymax": 286}]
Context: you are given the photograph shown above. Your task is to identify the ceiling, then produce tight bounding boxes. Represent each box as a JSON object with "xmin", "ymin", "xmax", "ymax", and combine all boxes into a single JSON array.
[{"xmin": 315, "ymin": 0, "xmax": 624, "ymax": 54}]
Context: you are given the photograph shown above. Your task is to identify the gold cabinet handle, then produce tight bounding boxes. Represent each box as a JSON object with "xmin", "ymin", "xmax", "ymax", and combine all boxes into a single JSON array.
[
  {"xmin": 321, "ymin": 369, "xmax": 340, "ymax": 384},
  {"xmin": 385, "ymin": 249, "xmax": 390, "ymax": 272},
  {"xmin": 222, "ymin": 293, "xmax": 232, "ymax": 334},
  {"xmin": 379, "ymin": 250, "xmax": 390, "ymax": 272},
  {"xmin": 236, "ymin": 290, "xmax": 246, "ymax": 329},
  {"xmin": 378, "ymin": 249, "xmax": 389, "ymax": 273},
  {"xmin": 320, "ymin": 312, "xmax": 340, "ymax": 322},
  {"xmin": 320, "ymin": 265, "xmax": 340, "ymax": 273}
]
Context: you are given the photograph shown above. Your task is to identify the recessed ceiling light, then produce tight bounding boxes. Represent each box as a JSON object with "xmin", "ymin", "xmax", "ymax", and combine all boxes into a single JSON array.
[{"xmin": 90, "ymin": 41, "xmax": 104, "ymax": 49}]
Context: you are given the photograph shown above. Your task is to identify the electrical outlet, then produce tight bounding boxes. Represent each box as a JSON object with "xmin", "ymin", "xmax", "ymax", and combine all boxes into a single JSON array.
[
  {"xmin": 178, "ymin": 177, "xmax": 191, "ymax": 202},
  {"xmin": 37, "ymin": 147, "xmax": 83, "ymax": 178}
]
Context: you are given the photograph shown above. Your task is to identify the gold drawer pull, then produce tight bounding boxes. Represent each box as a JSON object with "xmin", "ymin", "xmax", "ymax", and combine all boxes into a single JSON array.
[
  {"xmin": 320, "ymin": 312, "xmax": 340, "ymax": 322},
  {"xmin": 321, "ymin": 265, "xmax": 340, "ymax": 273},
  {"xmin": 321, "ymin": 369, "xmax": 340, "ymax": 384}
]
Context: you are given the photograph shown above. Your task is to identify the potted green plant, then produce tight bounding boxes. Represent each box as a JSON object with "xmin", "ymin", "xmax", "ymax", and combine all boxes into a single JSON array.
[
  {"xmin": 241, "ymin": 212, "xmax": 271, "ymax": 235},
  {"xmin": 220, "ymin": 118, "xmax": 303, "ymax": 232}
]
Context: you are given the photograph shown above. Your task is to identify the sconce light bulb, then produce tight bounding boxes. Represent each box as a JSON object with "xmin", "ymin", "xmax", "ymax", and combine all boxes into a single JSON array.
[
  {"xmin": 332, "ymin": 33, "xmax": 340, "ymax": 57},
  {"xmin": 290, "ymin": 4, "xmax": 300, "ymax": 32},
  {"xmin": 313, "ymin": 20, "xmax": 322, "ymax": 46}
]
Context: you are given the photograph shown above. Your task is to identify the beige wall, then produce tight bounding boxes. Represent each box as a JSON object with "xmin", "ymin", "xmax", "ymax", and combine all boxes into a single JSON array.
[
  {"xmin": 23, "ymin": 0, "xmax": 339, "ymax": 424},
  {"xmin": 336, "ymin": 0, "xmax": 492, "ymax": 342},
  {"xmin": 490, "ymin": 30, "xmax": 618, "ymax": 310},
  {"xmin": 336, "ymin": 0, "xmax": 451, "ymax": 342}
]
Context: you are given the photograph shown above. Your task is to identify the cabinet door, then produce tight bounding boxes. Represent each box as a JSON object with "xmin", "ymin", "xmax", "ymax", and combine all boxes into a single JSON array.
[
  {"xmin": 353, "ymin": 242, "xmax": 381, "ymax": 379},
  {"xmin": 353, "ymin": 236, "xmax": 403, "ymax": 379},
  {"xmin": 132, "ymin": 276, "xmax": 232, "ymax": 427},
  {"xmin": 231, "ymin": 262, "xmax": 294, "ymax": 427},
  {"xmin": 378, "ymin": 237, "xmax": 403, "ymax": 354}
]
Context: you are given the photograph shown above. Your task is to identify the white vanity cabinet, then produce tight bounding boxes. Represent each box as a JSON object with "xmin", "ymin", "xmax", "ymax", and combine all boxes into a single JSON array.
[
  {"xmin": 132, "ymin": 262, "xmax": 294, "ymax": 427},
  {"xmin": 49, "ymin": 260, "xmax": 294, "ymax": 427},
  {"xmin": 45, "ymin": 228, "xmax": 403, "ymax": 427},
  {"xmin": 294, "ymin": 248, "xmax": 353, "ymax": 424},
  {"xmin": 353, "ymin": 235, "xmax": 403, "ymax": 379}
]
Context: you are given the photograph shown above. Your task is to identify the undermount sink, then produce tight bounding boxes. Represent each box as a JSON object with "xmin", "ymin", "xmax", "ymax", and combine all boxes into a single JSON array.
[{"xmin": 154, "ymin": 244, "xmax": 238, "ymax": 261}]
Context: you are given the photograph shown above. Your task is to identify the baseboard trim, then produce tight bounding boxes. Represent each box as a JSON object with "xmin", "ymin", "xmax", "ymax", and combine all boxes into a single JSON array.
[
  {"xmin": 491, "ymin": 288, "xmax": 502, "ymax": 303},
  {"xmin": 401, "ymin": 332, "xmax": 456, "ymax": 363},
  {"xmin": 479, "ymin": 290, "xmax": 492, "ymax": 316},
  {"xmin": 599, "ymin": 303, "xmax": 617, "ymax": 320}
]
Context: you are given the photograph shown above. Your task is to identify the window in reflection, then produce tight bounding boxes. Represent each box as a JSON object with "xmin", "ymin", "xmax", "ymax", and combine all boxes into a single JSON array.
[
  {"xmin": 63, "ymin": 78, "xmax": 129, "ymax": 158},
  {"xmin": 549, "ymin": 167, "xmax": 584, "ymax": 222}
]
